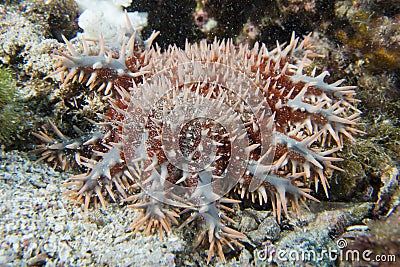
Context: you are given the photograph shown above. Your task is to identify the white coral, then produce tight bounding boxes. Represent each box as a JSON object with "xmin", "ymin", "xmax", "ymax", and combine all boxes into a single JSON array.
[{"xmin": 75, "ymin": 0, "xmax": 148, "ymax": 40}]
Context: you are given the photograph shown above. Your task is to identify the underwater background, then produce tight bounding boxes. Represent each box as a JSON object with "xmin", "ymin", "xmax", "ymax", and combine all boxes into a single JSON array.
[{"xmin": 0, "ymin": 0, "xmax": 399, "ymax": 266}]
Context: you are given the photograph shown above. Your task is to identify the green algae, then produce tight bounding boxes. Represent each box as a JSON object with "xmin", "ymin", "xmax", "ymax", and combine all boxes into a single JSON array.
[
  {"xmin": 0, "ymin": 67, "xmax": 23, "ymax": 148},
  {"xmin": 335, "ymin": 9, "xmax": 400, "ymax": 72}
]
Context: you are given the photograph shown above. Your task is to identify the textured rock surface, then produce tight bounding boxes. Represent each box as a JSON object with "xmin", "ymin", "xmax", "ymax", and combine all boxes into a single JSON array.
[
  {"xmin": 0, "ymin": 0, "xmax": 399, "ymax": 266},
  {"xmin": 0, "ymin": 151, "xmax": 184, "ymax": 267},
  {"xmin": 1, "ymin": 151, "xmax": 388, "ymax": 266}
]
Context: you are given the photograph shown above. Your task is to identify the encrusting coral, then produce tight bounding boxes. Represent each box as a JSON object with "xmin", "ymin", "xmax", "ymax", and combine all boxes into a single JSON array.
[{"xmin": 34, "ymin": 15, "xmax": 362, "ymax": 263}]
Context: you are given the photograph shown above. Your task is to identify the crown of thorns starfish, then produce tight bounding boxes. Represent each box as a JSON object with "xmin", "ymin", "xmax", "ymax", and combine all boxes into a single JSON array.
[{"xmin": 35, "ymin": 18, "xmax": 362, "ymax": 262}]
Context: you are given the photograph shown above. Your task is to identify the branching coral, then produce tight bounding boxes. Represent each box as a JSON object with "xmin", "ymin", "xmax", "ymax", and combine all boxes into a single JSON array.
[{"xmin": 35, "ymin": 22, "xmax": 362, "ymax": 262}]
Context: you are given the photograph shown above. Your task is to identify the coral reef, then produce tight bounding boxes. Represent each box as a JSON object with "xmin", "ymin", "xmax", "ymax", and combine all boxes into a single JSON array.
[
  {"xmin": 0, "ymin": 2, "xmax": 77, "ymax": 149},
  {"xmin": 192, "ymin": 0, "xmax": 218, "ymax": 34},
  {"xmin": 339, "ymin": 205, "xmax": 400, "ymax": 267},
  {"xmin": 0, "ymin": 0, "xmax": 398, "ymax": 265},
  {"xmin": 186, "ymin": 0, "xmax": 331, "ymax": 47},
  {"xmin": 334, "ymin": 0, "xmax": 400, "ymax": 72},
  {"xmin": 18, "ymin": 0, "xmax": 79, "ymax": 41}
]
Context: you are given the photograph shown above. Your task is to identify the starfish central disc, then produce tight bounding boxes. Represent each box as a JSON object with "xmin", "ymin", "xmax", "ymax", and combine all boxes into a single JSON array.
[{"xmin": 122, "ymin": 61, "xmax": 276, "ymax": 207}]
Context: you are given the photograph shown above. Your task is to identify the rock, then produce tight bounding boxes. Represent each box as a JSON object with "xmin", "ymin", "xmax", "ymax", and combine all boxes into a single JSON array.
[
  {"xmin": 0, "ymin": 151, "xmax": 185, "ymax": 266},
  {"xmin": 28, "ymin": 253, "xmax": 48, "ymax": 266},
  {"xmin": 247, "ymin": 216, "xmax": 281, "ymax": 246},
  {"xmin": 251, "ymin": 202, "xmax": 374, "ymax": 267},
  {"xmin": 373, "ymin": 167, "xmax": 399, "ymax": 216}
]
